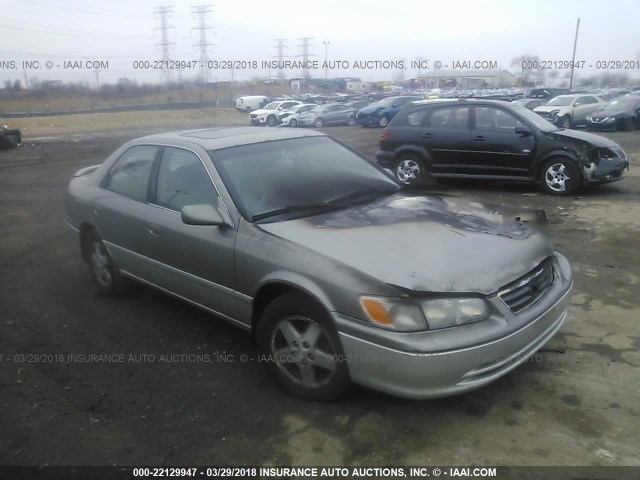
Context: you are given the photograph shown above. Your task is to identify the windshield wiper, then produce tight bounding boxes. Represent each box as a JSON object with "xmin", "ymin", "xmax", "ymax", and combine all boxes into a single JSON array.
[{"xmin": 252, "ymin": 204, "xmax": 342, "ymax": 222}]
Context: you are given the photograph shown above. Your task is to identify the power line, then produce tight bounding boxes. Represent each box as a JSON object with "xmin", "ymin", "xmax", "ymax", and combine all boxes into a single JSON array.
[
  {"xmin": 154, "ymin": 5, "xmax": 175, "ymax": 85},
  {"xmin": 191, "ymin": 4, "xmax": 214, "ymax": 83},
  {"xmin": 22, "ymin": 0, "xmax": 149, "ymax": 19}
]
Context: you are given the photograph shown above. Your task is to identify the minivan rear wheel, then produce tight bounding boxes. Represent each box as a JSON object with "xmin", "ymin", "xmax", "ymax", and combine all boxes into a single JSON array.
[
  {"xmin": 540, "ymin": 158, "xmax": 580, "ymax": 196},
  {"xmin": 256, "ymin": 294, "xmax": 350, "ymax": 401},
  {"xmin": 394, "ymin": 154, "xmax": 424, "ymax": 184}
]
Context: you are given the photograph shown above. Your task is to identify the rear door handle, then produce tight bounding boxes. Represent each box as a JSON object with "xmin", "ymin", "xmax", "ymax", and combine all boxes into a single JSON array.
[
  {"xmin": 422, "ymin": 133, "xmax": 432, "ymax": 138},
  {"xmin": 147, "ymin": 224, "xmax": 162, "ymax": 237},
  {"xmin": 473, "ymin": 136, "xmax": 486, "ymax": 142}
]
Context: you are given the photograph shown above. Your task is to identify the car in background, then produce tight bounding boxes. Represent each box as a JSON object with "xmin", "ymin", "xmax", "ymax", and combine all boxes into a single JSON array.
[
  {"xmin": 64, "ymin": 127, "xmax": 574, "ymax": 401},
  {"xmin": 587, "ymin": 96, "xmax": 640, "ymax": 131},
  {"xmin": 235, "ymin": 95, "xmax": 269, "ymax": 112},
  {"xmin": 600, "ymin": 89, "xmax": 631, "ymax": 102},
  {"xmin": 376, "ymin": 99, "xmax": 629, "ymax": 195},
  {"xmin": 0, "ymin": 127, "xmax": 21, "ymax": 149},
  {"xmin": 356, "ymin": 95, "xmax": 422, "ymax": 127},
  {"xmin": 297, "ymin": 103, "xmax": 357, "ymax": 127},
  {"xmin": 344, "ymin": 99, "xmax": 374, "ymax": 114},
  {"xmin": 250, "ymin": 100, "xmax": 302, "ymax": 126},
  {"xmin": 511, "ymin": 98, "xmax": 547, "ymax": 110},
  {"xmin": 533, "ymin": 94, "xmax": 607, "ymax": 128},
  {"xmin": 278, "ymin": 104, "xmax": 318, "ymax": 127},
  {"xmin": 529, "ymin": 88, "xmax": 570, "ymax": 99}
]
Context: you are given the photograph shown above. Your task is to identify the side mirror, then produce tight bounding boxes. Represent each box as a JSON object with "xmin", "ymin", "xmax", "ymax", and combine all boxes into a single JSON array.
[
  {"xmin": 574, "ymin": 102, "xmax": 581, "ymax": 106},
  {"xmin": 515, "ymin": 127, "xmax": 533, "ymax": 136},
  {"xmin": 181, "ymin": 204, "xmax": 226, "ymax": 226}
]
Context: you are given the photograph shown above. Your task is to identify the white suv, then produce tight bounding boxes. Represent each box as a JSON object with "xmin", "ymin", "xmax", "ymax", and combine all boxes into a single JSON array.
[
  {"xmin": 533, "ymin": 94, "xmax": 607, "ymax": 128},
  {"xmin": 249, "ymin": 100, "xmax": 302, "ymax": 126}
]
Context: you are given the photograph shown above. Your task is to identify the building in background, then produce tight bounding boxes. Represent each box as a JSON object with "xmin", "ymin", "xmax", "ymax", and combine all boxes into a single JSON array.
[{"xmin": 415, "ymin": 70, "xmax": 517, "ymax": 89}]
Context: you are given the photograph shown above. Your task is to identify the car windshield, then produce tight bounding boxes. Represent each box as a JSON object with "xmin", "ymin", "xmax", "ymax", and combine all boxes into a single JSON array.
[
  {"xmin": 602, "ymin": 98, "xmax": 637, "ymax": 110},
  {"xmin": 547, "ymin": 96, "xmax": 574, "ymax": 106},
  {"xmin": 209, "ymin": 136, "xmax": 399, "ymax": 222},
  {"xmin": 511, "ymin": 104, "xmax": 558, "ymax": 131},
  {"xmin": 263, "ymin": 102, "xmax": 280, "ymax": 110}
]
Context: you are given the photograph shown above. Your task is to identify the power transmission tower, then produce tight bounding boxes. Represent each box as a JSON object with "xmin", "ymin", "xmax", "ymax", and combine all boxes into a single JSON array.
[
  {"xmin": 273, "ymin": 38, "xmax": 287, "ymax": 82},
  {"xmin": 297, "ymin": 37, "xmax": 314, "ymax": 80},
  {"xmin": 191, "ymin": 4, "xmax": 214, "ymax": 84},
  {"xmin": 154, "ymin": 5, "xmax": 175, "ymax": 85}
]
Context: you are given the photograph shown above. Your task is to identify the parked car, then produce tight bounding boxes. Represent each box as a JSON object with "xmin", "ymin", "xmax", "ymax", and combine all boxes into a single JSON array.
[
  {"xmin": 376, "ymin": 99, "xmax": 629, "ymax": 195},
  {"xmin": 344, "ymin": 99, "xmax": 374, "ymax": 114},
  {"xmin": 277, "ymin": 103, "xmax": 317, "ymax": 127},
  {"xmin": 296, "ymin": 103, "xmax": 357, "ymax": 127},
  {"xmin": 235, "ymin": 95, "xmax": 269, "ymax": 112},
  {"xmin": 64, "ymin": 127, "xmax": 574, "ymax": 400},
  {"xmin": 511, "ymin": 98, "xmax": 547, "ymax": 110},
  {"xmin": 586, "ymin": 96, "xmax": 640, "ymax": 131},
  {"xmin": 0, "ymin": 127, "xmax": 21, "ymax": 149},
  {"xmin": 533, "ymin": 94, "xmax": 607, "ymax": 128},
  {"xmin": 599, "ymin": 89, "xmax": 631, "ymax": 102},
  {"xmin": 529, "ymin": 88, "xmax": 570, "ymax": 99},
  {"xmin": 356, "ymin": 96, "xmax": 422, "ymax": 127},
  {"xmin": 249, "ymin": 100, "xmax": 302, "ymax": 126}
]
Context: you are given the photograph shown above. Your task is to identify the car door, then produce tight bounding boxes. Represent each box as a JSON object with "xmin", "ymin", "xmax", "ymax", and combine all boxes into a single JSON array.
[
  {"xmin": 421, "ymin": 105, "xmax": 473, "ymax": 175},
  {"xmin": 573, "ymin": 96, "xmax": 599, "ymax": 122},
  {"xmin": 95, "ymin": 145, "xmax": 161, "ymax": 279},
  {"xmin": 331, "ymin": 104, "xmax": 351, "ymax": 124},
  {"xmin": 469, "ymin": 106, "xmax": 534, "ymax": 177},
  {"xmin": 144, "ymin": 146, "xmax": 239, "ymax": 320}
]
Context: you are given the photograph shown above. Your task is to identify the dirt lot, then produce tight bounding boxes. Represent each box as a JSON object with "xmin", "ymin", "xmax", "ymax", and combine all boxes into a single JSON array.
[{"xmin": 0, "ymin": 122, "xmax": 639, "ymax": 468}]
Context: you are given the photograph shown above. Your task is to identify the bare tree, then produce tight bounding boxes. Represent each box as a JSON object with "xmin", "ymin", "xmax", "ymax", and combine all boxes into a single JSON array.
[{"xmin": 511, "ymin": 53, "xmax": 540, "ymax": 86}]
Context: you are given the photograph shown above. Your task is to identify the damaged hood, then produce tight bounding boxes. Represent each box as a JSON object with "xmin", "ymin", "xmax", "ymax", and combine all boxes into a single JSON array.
[
  {"xmin": 258, "ymin": 194, "xmax": 554, "ymax": 294},
  {"xmin": 548, "ymin": 128, "xmax": 621, "ymax": 148}
]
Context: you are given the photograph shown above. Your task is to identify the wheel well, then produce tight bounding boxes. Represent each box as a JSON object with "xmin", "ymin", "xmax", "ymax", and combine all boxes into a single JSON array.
[
  {"xmin": 79, "ymin": 223, "xmax": 96, "ymax": 263},
  {"xmin": 393, "ymin": 149, "xmax": 430, "ymax": 168},
  {"xmin": 251, "ymin": 283, "xmax": 325, "ymax": 342}
]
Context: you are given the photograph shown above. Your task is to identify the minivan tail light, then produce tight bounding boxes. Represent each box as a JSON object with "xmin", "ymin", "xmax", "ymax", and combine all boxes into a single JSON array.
[{"xmin": 380, "ymin": 129, "xmax": 390, "ymax": 142}]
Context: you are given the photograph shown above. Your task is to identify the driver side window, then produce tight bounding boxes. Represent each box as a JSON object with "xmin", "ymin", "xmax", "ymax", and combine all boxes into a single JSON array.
[{"xmin": 155, "ymin": 147, "xmax": 219, "ymax": 212}]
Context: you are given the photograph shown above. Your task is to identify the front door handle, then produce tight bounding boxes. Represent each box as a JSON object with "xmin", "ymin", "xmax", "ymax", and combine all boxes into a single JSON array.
[
  {"xmin": 147, "ymin": 225, "xmax": 162, "ymax": 237},
  {"xmin": 422, "ymin": 132, "xmax": 432, "ymax": 138},
  {"xmin": 473, "ymin": 135, "xmax": 486, "ymax": 142}
]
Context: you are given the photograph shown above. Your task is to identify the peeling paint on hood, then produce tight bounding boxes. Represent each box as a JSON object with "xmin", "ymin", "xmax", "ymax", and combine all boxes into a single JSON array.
[{"xmin": 259, "ymin": 194, "xmax": 554, "ymax": 294}]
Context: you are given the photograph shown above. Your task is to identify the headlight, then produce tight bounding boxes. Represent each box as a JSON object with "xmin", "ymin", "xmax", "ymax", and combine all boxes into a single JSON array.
[
  {"xmin": 550, "ymin": 110, "xmax": 560, "ymax": 117},
  {"xmin": 419, "ymin": 298, "xmax": 490, "ymax": 329},
  {"xmin": 359, "ymin": 296, "xmax": 427, "ymax": 332},
  {"xmin": 359, "ymin": 296, "xmax": 490, "ymax": 331}
]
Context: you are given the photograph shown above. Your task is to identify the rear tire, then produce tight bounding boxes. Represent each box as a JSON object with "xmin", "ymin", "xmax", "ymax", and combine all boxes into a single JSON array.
[
  {"xmin": 314, "ymin": 118, "xmax": 324, "ymax": 128},
  {"xmin": 378, "ymin": 116, "xmax": 389, "ymax": 128},
  {"xmin": 624, "ymin": 118, "xmax": 634, "ymax": 131},
  {"xmin": 256, "ymin": 294, "xmax": 351, "ymax": 401},
  {"xmin": 558, "ymin": 115, "xmax": 572, "ymax": 129},
  {"xmin": 394, "ymin": 154, "xmax": 425, "ymax": 184},
  {"xmin": 539, "ymin": 158, "xmax": 581, "ymax": 196},
  {"xmin": 84, "ymin": 230, "xmax": 131, "ymax": 295},
  {"xmin": 347, "ymin": 115, "xmax": 356, "ymax": 126}
]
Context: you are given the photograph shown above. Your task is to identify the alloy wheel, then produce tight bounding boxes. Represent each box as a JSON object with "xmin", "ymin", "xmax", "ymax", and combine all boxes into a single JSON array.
[{"xmin": 544, "ymin": 163, "xmax": 571, "ymax": 193}]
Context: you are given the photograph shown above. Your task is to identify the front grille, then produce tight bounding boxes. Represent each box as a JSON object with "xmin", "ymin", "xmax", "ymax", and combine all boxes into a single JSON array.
[{"xmin": 498, "ymin": 258, "xmax": 554, "ymax": 313}]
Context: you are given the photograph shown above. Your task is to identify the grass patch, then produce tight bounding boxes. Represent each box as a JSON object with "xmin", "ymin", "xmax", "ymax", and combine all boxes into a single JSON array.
[{"xmin": 2, "ymin": 107, "xmax": 249, "ymax": 138}]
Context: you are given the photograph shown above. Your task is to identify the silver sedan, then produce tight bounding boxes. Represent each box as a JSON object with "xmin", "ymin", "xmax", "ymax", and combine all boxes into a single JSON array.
[{"xmin": 65, "ymin": 127, "xmax": 573, "ymax": 400}]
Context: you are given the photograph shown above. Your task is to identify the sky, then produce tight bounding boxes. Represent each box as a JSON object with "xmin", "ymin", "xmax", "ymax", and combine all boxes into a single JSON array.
[{"xmin": 0, "ymin": 0, "xmax": 639, "ymax": 87}]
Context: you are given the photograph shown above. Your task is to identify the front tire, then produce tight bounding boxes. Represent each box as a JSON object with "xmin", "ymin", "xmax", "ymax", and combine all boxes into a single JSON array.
[
  {"xmin": 558, "ymin": 115, "xmax": 572, "ymax": 129},
  {"xmin": 347, "ymin": 115, "xmax": 356, "ymax": 126},
  {"xmin": 540, "ymin": 158, "xmax": 581, "ymax": 196},
  {"xmin": 314, "ymin": 118, "xmax": 324, "ymax": 128},
  {"xmin": 85, "ymin": 230, "xmax": 130, "ymax": 295},
  {"xmin": 394, "ymin": 154, "xmax": 424, "ymax": 184},
  {"xmin": 256, "ymin": 294, "xmax": 350, "ymax": 401},
  {"xmin": 290, "ymin": 118, "xmax": 298, "ymax": 127},
  {"xmin": 266, "ymin": 115, "xmax": 277, "ymax": 127}
]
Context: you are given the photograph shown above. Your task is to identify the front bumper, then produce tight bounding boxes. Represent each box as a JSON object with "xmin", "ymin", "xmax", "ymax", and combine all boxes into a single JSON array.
[
  {"xmin": 334, "ymin": 254, "xmax": 573, "ymax": 399},
  {"xmin": 296, "ymin": 117, "xmax": 317, "ymax": 127},
  {"xmin": 250, "ymin": 116, "xmax": 267, "ymax": 125},
  {"xmin": 584, "ymin": 152, "xmax": 630, "ymax": 185}
]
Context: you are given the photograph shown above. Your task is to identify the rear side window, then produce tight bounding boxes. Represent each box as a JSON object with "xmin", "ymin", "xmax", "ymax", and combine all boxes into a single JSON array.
[
  {"xmin": 429, "ymin": 107, "xmax": 470, "ymax": 129},
  {"xmin": 406, "ymin": 109, "xmax": 430, "ymax": 126},
  {"xmin": 103, "ymin": 145, "xmax": 158, "ymax": 201}
]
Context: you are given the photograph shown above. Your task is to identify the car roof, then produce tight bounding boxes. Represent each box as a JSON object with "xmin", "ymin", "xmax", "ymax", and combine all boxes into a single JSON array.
[
  {"xmin": 133, "ymin": 127, "xmax": 326, "ymax": 151},
  {"xmin": 412, "ymin": 98, "xmax": 513, "ymax": 107}
]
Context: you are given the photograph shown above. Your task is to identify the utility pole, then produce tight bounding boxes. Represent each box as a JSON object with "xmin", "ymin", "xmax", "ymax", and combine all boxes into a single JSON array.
[
  {"xmin": 23, "ymin": 69, "xmax": 29, "ymax": 89},
  {"xmin": 569, "ymin": 18, "xmax": 580, "ymax": 90},
  {"xmin": 94, "ymin": 68, "xmax": 101, "ymax": 89},
  {"xmin": 322, "ymin": 41, "xmax": 330, "ymax": 79},
  {"xmin": 273, "ymin": 38, "xmax": 287, "ymax": 82},
  {"xmin": 297, "ymin": 37, "xmax": 314, "ymax": 80},
  {"xmin": 154, "ymin": 5, "xmax": 175, "ymax": 85},
  {"xmin": 191, "ymin": 4, "xmax": 214, "ymax": 84}
]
